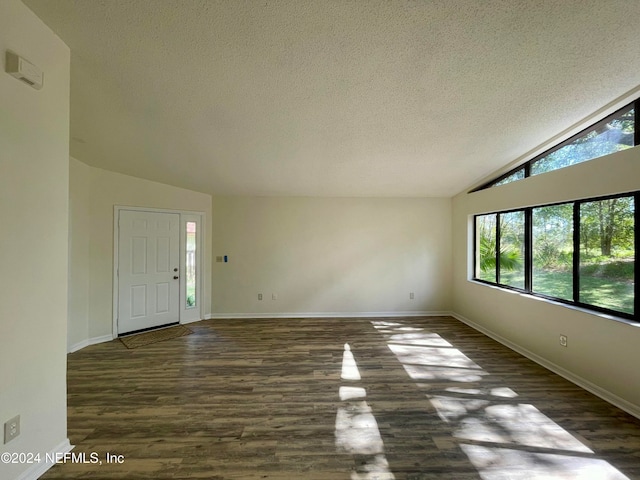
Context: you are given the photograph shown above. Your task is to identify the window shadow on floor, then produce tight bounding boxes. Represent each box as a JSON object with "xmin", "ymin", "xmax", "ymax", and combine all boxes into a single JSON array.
[{"xmin": 341, "ymin": 317, "xmax": 640, "ymax": 480}]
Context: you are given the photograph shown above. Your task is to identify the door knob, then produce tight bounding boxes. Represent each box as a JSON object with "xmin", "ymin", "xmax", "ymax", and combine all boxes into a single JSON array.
[
  {"xmin": 173, "ymin": 275, "xmax": 179, "ymax": 280},
  {"xmin": 173, "ymin": 267, "xmax": 178, "ymax": 272}
]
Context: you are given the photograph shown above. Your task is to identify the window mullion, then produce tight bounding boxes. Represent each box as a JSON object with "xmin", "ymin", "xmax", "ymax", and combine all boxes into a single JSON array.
[
  {"xmin": 635, "ymin": 193, "xmax": 639, "ymax": 318},
  {"xmin": 473, "ymin": 215, "xmax": 478, "ymax": 279},
  {"xmin": 635, "ymin": 100, "xmax": 639, "ymax": 147},
  {"xmin": 524, "ymin": 208, "xmax": 532, "ymax": 291},
  {"xmin": 496, "ymin": 214, "xmax": 501, "ymax": 284},
  {"xmin": 573, "ymin": 202, "xmax": 580, "ymax": 303}
]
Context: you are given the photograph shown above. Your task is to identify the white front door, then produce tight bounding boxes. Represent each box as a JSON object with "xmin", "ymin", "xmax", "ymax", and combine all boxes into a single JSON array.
[{"xmin": 118, "ymin": 210, "xmax": 180, "ymax": 335}]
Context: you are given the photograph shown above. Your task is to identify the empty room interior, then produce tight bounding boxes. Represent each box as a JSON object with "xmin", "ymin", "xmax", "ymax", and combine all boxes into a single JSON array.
[{"xmin": 2, "ymin": 1, "xmax": 640, "ymax": 479}]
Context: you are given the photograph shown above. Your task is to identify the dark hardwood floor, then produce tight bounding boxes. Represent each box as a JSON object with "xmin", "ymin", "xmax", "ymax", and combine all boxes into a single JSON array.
[{"xmin": 42, "ymin": 316, "xmax": 640, "ymax": 479}]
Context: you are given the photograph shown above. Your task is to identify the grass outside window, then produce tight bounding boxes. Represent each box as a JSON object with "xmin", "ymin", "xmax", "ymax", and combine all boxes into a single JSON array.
[{"xmin": 474, "ymin": 193, "xmax": 637, "ymax": 320}]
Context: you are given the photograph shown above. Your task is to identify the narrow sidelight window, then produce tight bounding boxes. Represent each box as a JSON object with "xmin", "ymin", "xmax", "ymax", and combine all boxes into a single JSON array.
[{"xmin": 186, "ymin": 221, "xmax": 197, "ymax": 308}]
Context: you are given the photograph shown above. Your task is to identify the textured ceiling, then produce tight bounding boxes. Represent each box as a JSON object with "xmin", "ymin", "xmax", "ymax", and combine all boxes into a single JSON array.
[{"xmin": 23, "ymin": 0, "xmax": 640, "ymax": 197}]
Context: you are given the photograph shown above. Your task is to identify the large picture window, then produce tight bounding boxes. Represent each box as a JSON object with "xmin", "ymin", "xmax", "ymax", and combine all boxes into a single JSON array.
[{"xmin": 474, "ymin": 193, "xmax": 637, "ymax": 321}]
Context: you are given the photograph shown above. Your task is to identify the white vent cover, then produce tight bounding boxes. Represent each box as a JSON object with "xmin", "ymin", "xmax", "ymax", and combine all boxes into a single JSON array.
[{"xmin": 5, "ymin": 51, "xmax": 43, "ymax": 90}]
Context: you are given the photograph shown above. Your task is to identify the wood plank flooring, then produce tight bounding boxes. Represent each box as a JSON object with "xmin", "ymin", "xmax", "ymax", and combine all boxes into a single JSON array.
[{"xmin": 42, "ymin": 317, "xmax": 640, "ymax": 479}]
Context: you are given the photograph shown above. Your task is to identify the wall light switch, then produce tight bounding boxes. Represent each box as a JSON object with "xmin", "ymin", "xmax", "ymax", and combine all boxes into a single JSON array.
[{"xmin": 216, "ymin": 256, "xmax": 223, "ymax": 263}]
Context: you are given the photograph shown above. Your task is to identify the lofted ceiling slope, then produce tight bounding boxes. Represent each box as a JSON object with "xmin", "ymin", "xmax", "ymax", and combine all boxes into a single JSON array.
[{"xmin": 22, "ymin": 0, "xmax": 640, "ymax": 197}]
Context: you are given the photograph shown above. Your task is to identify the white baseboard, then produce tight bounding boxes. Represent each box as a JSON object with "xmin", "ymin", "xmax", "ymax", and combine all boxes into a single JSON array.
[
  {"xmin": 450, "ymin": 312, "xmax": 640, "ymax": 420},
  {"xmin": 68, "ymin": 334, "xmax": 113, "ymax": 354},
  {"xmin": 14, "ymin": 438, "xmax": 73, "ymax": 480},
  {"xmin": 207, "ymin": 311, "xmax": 449, "ymax": 320}
]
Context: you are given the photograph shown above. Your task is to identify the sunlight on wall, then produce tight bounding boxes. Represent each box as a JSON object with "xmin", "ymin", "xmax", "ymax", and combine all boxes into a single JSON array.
[
  {"xmin": 372, "ymin": 320, "xmax": 630, "ymax": 480},
  {"xmin": 335, "ymin": 343, "xmax": 395, "ymax": 480}
]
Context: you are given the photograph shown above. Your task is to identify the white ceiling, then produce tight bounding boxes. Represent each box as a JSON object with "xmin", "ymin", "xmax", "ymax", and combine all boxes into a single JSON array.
[{"xmin": 23, "ymin": 0, "xmax": 640, "ymax": 197}]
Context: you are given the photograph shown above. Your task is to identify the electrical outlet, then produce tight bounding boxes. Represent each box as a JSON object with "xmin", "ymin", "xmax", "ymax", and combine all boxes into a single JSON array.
[
  {"xmin": 4, "ymin": 415, "xmax": 20, "ymax": 444},
  {"xmin": 559, "ymin": 335, "xmax": 568, "ymax": 347},
  {"xmin": 258, "ymin": 293, "xmax": 263, "ymax": 300},
  {"xmin": 272, "ymin": 293, "xmax": 277, "ymax": 300},
  {"xmin": 409, "ymin": 292, "xmax": 415, "ymax": 300}
]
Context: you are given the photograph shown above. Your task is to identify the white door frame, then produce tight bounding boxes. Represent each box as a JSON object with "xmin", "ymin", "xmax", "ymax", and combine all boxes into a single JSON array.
[{"xmin": 113, "ymin": 206, "xmax": 204, "ymax": 337}]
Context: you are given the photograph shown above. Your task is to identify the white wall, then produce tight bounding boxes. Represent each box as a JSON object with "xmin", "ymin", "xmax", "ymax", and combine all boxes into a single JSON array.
[
  {"xmin": 67, "ymin": 161, "xmax": 213, "ymax": 344},
  {"xmin": 212, "ymin": 196, "xmax": 452, "ymax": 316},
  {"xmin": 0, "ymin": 1, "xmax": 71, "ymax": 478},
  {"xmin": 68, "ymin": 158, "xmax": 91, "ymax": 349},
  {"xmin": 452, "ymin": 146, "xmax": 640, "ymax": 415}
]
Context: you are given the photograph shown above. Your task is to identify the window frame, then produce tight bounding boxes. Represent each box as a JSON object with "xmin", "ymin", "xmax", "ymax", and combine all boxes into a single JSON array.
[
  {"xmin": 473, "ymin": 191, "xmax": 638, "ymax": 322},
  {"xmin": 471, "ymin": 100, "xmax": 637, "ymax": 192}
]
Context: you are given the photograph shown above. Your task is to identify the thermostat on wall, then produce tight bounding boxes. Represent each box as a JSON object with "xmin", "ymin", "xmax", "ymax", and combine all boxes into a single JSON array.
[{"xmin": 5, "ymin": 51, "xmax": 43, "ymax": 90}]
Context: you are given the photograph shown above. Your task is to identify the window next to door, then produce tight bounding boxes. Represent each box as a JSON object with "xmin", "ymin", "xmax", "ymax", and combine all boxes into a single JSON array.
[{"xmin": 186, "ymin": 221, "xmax": 197, "ymax": 309}]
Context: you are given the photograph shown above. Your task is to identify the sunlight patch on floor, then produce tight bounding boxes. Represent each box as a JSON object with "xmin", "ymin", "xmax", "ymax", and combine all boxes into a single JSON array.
[
  {"xmin": 460, "ymin": 444, "xmax": 629, "ymax": 480},
  {"xmin": 444, "ymin": 386, "xmax": 518, "ymax": 398},
  {"xmin": 335, "ymin": 401, "xmax": 384, "ymax": 454},
  {"xmin": 371, "ymin": 320, "xmax": 630, "ymax": 480},
  {"xmin": 399, "ymin": 362, "xmax": 488, "ymax": 383},
  {"xmin": 382, "ymin": 326, "xmax": 487, "ymax": 383},
  {"xmin": 431, "ymin": 397, "xmax": 593, "ymax": 453},
  {"xmin": 342, "ymin": 343, "xmax": 362, "ymax": 381},
  {"xmin": 336, "ymin": 342, "xmax": 395, "ymax": 480},
  {"xmin": 340, "ymin": 386, "xmax": 367, "ymax": 401},
  {"xmin": 384, "ymin": 332, "xmax": 453, "ymax": 347},
  {"xmin": 388, "ymin": 343, "xmax": 483, "ymax": 369}
]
